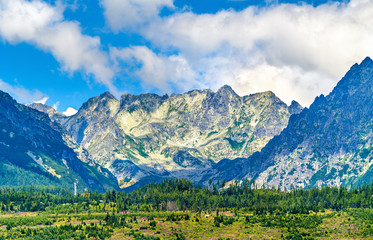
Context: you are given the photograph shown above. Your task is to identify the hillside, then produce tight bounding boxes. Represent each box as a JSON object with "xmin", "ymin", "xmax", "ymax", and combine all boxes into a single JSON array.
[
  {"xmin": 210, "ymin": 57, "xmax": 373, "ymax": 190},
  {"xmin": 0, "ymin": 91, "xmax": 119, "ymax": 192},
  {"xmin": 36, "ymin": 86, "xmax": 301, "ymax": 188}
]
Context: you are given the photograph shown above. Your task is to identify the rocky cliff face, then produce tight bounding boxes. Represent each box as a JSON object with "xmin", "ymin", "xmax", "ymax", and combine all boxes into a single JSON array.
[
  {"xmin": 28, "ymin": 103, "xmax": 68, "ymax": 124},
  {"xmin": 43, "ymin": 86, "xmax": 300, "ymax": 188},
  {"xmin": 212, "ymin": 57, "xmax": 373, "ymax": 190},
  {"xmin": 0, "ymin": 91, "xmax": 118, "ymax": 192},
  {"xmin": 17, "ymin": 57, "xmax": 373, "ymax": 191}
]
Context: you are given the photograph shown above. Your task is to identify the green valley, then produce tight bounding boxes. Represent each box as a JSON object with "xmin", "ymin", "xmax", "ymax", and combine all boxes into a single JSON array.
[{"xmin": 1, "ymin": 179, "xmax": 373, "ymax": 239}]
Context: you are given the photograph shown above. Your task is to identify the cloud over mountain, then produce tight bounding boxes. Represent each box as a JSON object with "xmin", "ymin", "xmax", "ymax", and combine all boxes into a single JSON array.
[
  {"xmin": 102, "ymin": 0, "xmax": 373, "ymax": 106},
  {"xmin": 0, "ymin": 79, "xmax": 46, "ymax": 104},
  {"xmin": 1, "ymin": 0, "xmax": 373, "ymax": 108}
]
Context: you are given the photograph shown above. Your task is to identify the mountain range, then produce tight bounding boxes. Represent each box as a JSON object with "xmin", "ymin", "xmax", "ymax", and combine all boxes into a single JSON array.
[
  {"xmin": 1, "ymin": 57, "xmax": 373, "ymax": 191},
  {"xmin": 207, "ymin": 57, "xmax": 373, "ymax": 189},
  {"xmin": 29, "ymin": 85, "xmax": 301, "ymax": 189},
  {"xmin": 0, "ymin": 91, "xmax": 118, "ymax": 192}
]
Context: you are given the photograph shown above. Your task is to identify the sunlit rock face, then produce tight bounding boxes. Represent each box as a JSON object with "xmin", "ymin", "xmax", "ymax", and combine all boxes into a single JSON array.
[
  {"xmin": 212, "ymin": 57, "xmax": 373, "ymax": 190},
  {"xmin": 44, "ymin": 86, "xmax": 299, "ymax": 188}
]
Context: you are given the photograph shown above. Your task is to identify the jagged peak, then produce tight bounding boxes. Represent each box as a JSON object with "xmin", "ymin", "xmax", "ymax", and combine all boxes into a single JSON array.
[
  {"xmin": 262, "ymin": 90, "xmax": 276, "ymax": 97},
  {"xmin": 120, "ymin": 93, "xmax": 168, "ymax": 112},
  {"xmin": 99, "ymin": 91, "xmax": 117, "ymax": 100},
  {"xmin": 185, "ymin": 88, "xmax": 213, "ymax": 95},
  {"xmin": 0, "ymin": 90, "xmax": 16, "ymax": 104},
  {"xmin": 219, "ymin": 84, "xmax": 234, "ymax": 90},
  {"xmin": 245, "ymin": 91, "xmax": 289, "ymax": 109},
  {"xmin": 330, "ymin": 57, "xmax": 373, "ymax": 99},
  {"xmin": 79, "ymin": 91, "xmax": 119, "ymax": 112},
  {"xmin": 28, "ymin": 102, "xmax": 57, "ymax": 113},
  {"xmin": 290, "ymin": 100, "xmax": 302, "ymax": 107},
  {"xmin": 27, "ymin": 103, "xmax": 67, "ymax": 119},
  {"xmin": 28, "ymin": 102, "xmax": 53, "ymax": 109},
  {"xmin": 215, "ymin": 85, "xmax": 240, "ymax": 99},
  {"xmin": 120, "ymin": 93, "xmax": 168, "ymax": 102},
  {"xmin": 248, "ymin": 90, "xmax": 276, "ymax": 99},
  {"xmin": 217, "ymin": 84, "xmax": 235, "ymax": 93},
  {"xmin": 289, "ymin": 100, "xmax": 303, "ymax": 115},
  {"xmin": 360, "ymin": 56, "xmax": 373, "ymax": 68},
  {"xmin": 348, "ymin": 57, "xmax": 373, "ymax": 72}
]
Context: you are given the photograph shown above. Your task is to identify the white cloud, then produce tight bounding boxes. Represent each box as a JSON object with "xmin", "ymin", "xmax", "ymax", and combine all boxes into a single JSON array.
[
  {"xmin": 0, "ymin": 79, "xmax": 47, "ymax": 104},
  {"xmin": 102, "ymin": 0, "xmax": 373, "ymax": 106},
  {"xmin": 52, "ymin": 101, "xmax": 60, "ymax": 110},
  {"xmin": 110, "ymin": 46, "xmax": 201, "ymax": 93},
  {"xmin": 0, "ymin": 0, "xmax": 117, "ymax": 94},
  {"xmin": 33, "ymin": 96, "xmax": 49, "ymax": 104},
  {"xmin": 100, "ymin": 0, "xmax": 174, "ymax": 31},
  {"xmin": 63, "ymin": 107, "xmax": 78, "ymax": 116},
  {"xmin": 232, "ymin": 63, "xmax": 335, "ymax": 105}
]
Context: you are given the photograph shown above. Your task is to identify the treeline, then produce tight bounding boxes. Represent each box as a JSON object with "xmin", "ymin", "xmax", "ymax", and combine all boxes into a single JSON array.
[
  {"xmin": 122, "ymin": 179, "xmax": 373, "ymax": 213},
  {"xmin": 3, "ymin": 224, "xmax": 112, "ymax": 240},
  {"xmin": 2, "ymin": 179, "xmax": 373, "ymax": 214}
]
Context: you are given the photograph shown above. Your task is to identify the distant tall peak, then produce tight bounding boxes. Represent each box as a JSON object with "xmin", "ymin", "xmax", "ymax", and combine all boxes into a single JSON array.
[
  {"xmin": 332, "ymin": 56, "xmax": 373, "ymax": 96},
  {"xmin": 262, "ymin": 90, "xmax": 276, "ymax": 97},
  {"xmin": 289, "ymin": 100, "xmax": 303, "ymax": 115},
  {"xmin": 249, "ymin": 91, "xmax": 277, "ymax": 100},
  {"xmin": 216, "ymin": 85, "xmax": 239, "ymax": 98},
  {"xmin": 79, "ymin": 91, "xmax": 119, "ymax": 112},
  {"xmin": 100, "ymin": 91, "xmax": 117, "ymax": 100},
  {"xmin": 218, "ymin": 84, "xmax": 234, "ymax": 92},
  {"xmin": 28, "ymin": 102, "xmax": 56, "ymax": 112},
  {"xmin": 0, "ymin": 90, "xmax": 16, "ymax": 104},
  {"xmin": 360, "ymin": 56, "xmax": 373, "ymax": 67}
]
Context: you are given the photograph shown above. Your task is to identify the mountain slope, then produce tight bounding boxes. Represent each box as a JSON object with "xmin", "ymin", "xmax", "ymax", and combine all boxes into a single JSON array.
[
  {"xmin": 0, "ymin": 91, "xmax": 119, "ymax": 192},
  {"xmin": 211, "ymin": 57, "xmax": 373, "ymax": 189},
  {"xmin": 43, "ymin": 86, "xmax": 301, "ymax": 188}
]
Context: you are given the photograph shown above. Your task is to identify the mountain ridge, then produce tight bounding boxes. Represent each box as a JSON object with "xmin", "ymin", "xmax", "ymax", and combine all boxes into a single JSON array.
[
  {"xmin": 30, "ymin": 85, "xmax": 301, "ymax": 188},
  {"xmin": 210, "ymin": 57, "xmax": 373, "ymax": 189},
  {"xmin": 0, "ymin": 91, "xmax": 119, "ymax": 192}
]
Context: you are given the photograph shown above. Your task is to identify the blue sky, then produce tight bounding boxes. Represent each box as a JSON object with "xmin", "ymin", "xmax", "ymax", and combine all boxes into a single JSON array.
[{"xmin": 1, "ymin": 0, "xmax": 371, "ymax": 115}]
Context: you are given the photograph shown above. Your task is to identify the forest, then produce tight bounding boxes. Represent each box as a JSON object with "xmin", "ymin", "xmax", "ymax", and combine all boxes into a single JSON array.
[{"xmin": 1, "ymin": 179, "xmax": 373, "ymax": 239}]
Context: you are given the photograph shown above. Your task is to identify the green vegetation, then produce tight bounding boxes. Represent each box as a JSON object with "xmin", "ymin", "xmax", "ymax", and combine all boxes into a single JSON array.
[
  {"xmin": 2, "ymin": 179, "xmax": 373, "ymax": 239},
  {"xmin": 224, "ymin": 138, "xmax": 245, "ymax": 150},
  {"xmin": 359, "ymin": 147, "xmax": 372, "ymax": 159},
  {"xmin": 124, "ymin": 135, "xmax": 148, "ymax": 158}
]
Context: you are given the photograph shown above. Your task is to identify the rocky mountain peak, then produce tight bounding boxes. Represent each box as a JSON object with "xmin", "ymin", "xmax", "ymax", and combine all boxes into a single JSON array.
[
  {"xmin": 79, "ymin": 91, "xmax": 119, "ymax": 113},
  {"xmin": 289, "ymin": 100, "xmax": 303, "ymax": 115},
  {"xmin": 330, "ymin": 57, "xmax": 373, "ymax": 100},
  {"xmin": 120, "ymin": 93, "xmax": 168, "ymax": 112},
  {"xmin": 0, "ymin": 90, "xmax": 16, "ymax": 105},
  {"xmin": 248, "ymin": 91, "xmax": 279, "ymax": 101},
  {"xmin": 100, "ymin": 91, "xmax": 117, "ymax": 100},
  {"xmin": 27, "ymin": 103, "xmax": 67, "ymax": 123},
  {"xmin": 212, "ymin": 57, "xmax": 373, "ymax": 190},
  {"xmin": 183, "ymin": 89, "xmax": 213, "ymax": 98},
  {"xmin": 35, "ymin": 85, "xmax": 302, "ymax": 189},
  {"xmin": 0, "ymin": 89, "xmax": 119, "ymax": 192},
  {"xmin": 262, "ymin": 90, "xmax": 276, "ymax": 97},
  {"xmin": 216, "ymin": 85, "xmax": 239, "ymax": 98},
  {"xmin": 28, "ymin": 102, "xmax": 54, "ymax": 112},
  {"xmin": 360, "ymin": 56, "xmax": 373, "ymax": 68}
]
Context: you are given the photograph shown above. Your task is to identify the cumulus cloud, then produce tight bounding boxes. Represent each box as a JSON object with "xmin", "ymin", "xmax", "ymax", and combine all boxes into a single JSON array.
[
  {"xmin": 63, "ymin": 107, "xmax": 78, "ymax": 116},
  {"xmin": 110, "ymin": 46, "xmax": 202, "ymax": 93},
  {"xmin": 0, "ymin": 79, "xmax": 47, "ymax": 104},
  {"xmin": 0, "ymin": 0, "xmax": 117, "ymax": 94},
  {"xmin": 100, "ymin": 0, "xmax": 174, "ymax": 31},
  {"xmin": 102, "ymin": 0, "xmax": 373, "ymax": 106}
]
